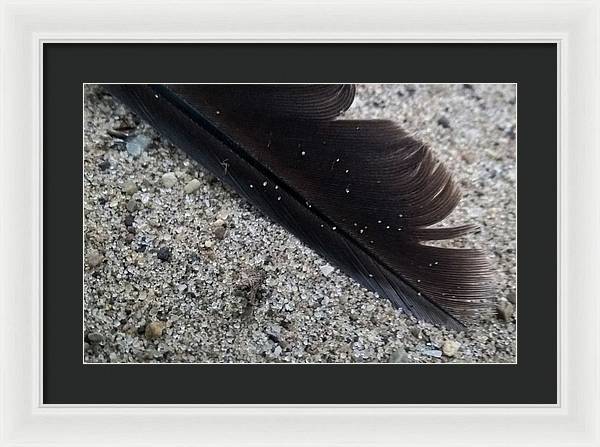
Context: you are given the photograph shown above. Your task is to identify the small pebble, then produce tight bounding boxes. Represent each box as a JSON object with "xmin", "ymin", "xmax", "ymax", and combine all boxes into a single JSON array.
[
  {"xmin": 145, "ymin": 321, "xmax": 165, "ymax": 339},
  {"xmin": 410, "ymin": 327, "xmax": 423, "ymax": 339},
  {"xmin": 506, "ymin": 290, "xmax": 517, "ymax": 304},
  {"xmin": 213, "ymin": 225, "xmax": 227, "ymax": 240},
  {"xmin": 98, "ymin": 160, "xmax": 110, "ymax": 171},
  {"xmin": 320, "ymin": 264, "xmax": 335, "ymax": 276},
  {"xmin": 87, "ymin": 332, "xmax": 104, "ymax": 343},
  {"xmin": 107, "ymin": 129, "xmax": 130, "ymax": 139},
  {"xmin": 423, "ymin": 349, "xmax": 443, "ymax": 358},
  {"xmin": 161, "ymin": 172, "xmax": 178, "ymax": 188},
  {"xmin": 216, "ymin": 209, "xmax": 230, "ymax": 220},
  {"xmin": 461, "ymin": 152, "xmax": 476, "ymax": 165},
  {"xmin": 123, "ymin": 181, "xmax": 138, "ymax": 195},
  {"xmin": 86, "ymin": 250, "xmax": 104, "ymax": 268},
  {"xmin": 441, "ymin": 340, "xmax": 461, "ymax": 357},
  {"xmin": 157, "ymin": 247, "xmax": 172, "ymax": 262},
  {"xmin": 437, "ymin": 116, "xmax": 451, "ymax": 129},
  {"xmin": 497, "ymin": 299, "xmax": 514, "ymax": 321},
  {"xmin": 184, "ymin": 179, "xmax": 201, "ymax": 194},
  {"xmin": 126, "ymin": 198, "xmax": 138, "ymax": 212},
  {"xmin": 126, "ymin": 134, "xmax": 151, "ymax": 157},
  {"xmin": 389, "ymin": 348, "xmax": 410, "ymax": 363},
  {"xmin": 204, "ymin": 240, "xmax": 214, "ymax": 249},
  {"xmin": 124, "ymin": 215, "xmax": 135, "ymax": 227}
]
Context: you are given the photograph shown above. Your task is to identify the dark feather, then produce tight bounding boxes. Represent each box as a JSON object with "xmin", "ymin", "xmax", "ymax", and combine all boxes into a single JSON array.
[{"xmin": 106, "ymin": 84, "xmax": 495, "ymax": 329}]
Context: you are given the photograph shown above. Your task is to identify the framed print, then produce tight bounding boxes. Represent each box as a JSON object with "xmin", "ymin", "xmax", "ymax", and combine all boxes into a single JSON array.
[{"xmin": 1, "ymin": 0, "xmax": 599, "ymax": 446}]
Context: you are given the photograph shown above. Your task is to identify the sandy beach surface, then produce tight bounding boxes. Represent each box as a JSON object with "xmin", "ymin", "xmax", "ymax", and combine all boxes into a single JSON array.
[{"xmin": 83, "ymin": 83, "xmax": 516, "ymax": 363}]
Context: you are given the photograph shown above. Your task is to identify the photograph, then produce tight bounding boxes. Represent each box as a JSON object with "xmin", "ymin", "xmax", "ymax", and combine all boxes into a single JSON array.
[{"xmin": 83, "ymin": 83, "xmax": 516, "ymax": 364}]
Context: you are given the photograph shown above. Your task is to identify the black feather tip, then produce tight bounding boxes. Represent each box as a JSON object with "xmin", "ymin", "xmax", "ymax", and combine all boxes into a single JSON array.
[{"xmin": 106, "ymin": 84, "xmax": 496, "ymax": 330}]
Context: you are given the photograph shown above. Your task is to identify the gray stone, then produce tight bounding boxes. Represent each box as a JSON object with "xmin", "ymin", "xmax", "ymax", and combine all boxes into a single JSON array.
[
  {"xmin": 437, "ymin": 116, "xmax": 451, "ymax": 128},
  {"xmin": 441, "ymin": 340, "xmax": 461, "ymax": 357},
  {"xmin": 497, "ymin": 299, "xmax": 514, "ymax": 321},
  {"xmin": 87, "ymin": 332, "xmax": 104, "ymax": 343},
  {"xmin": 184, "ymin": 179, "xmax": 201, "ymax": 194},
  {"xmin": 126, "ymin": 134, "xmax": 151, "ymax": 157},
  {"xmin": 145, "ymin": 321, "xmax": 165, "ymax": 339},
  {"xmin": 86, "ymin": 250, "xmax": 104, "ymax": 268},
  {"xmin": 423, "ymin": 349, "xmax": 443, "ymax": 358},
  {"xmin": 161, "ymin": 172, "xmax": 177, "ymax": 188},
  {"xmin": 126, "ymin": 198, "xmax": 138, "ymax": 212},
  {"xmin": 410, "ymin": 327, "xmax": 423, "ymax": 339},
  {"xmin": 389, "ymin": 348, "xmax": 410, "ymax": 363},
  {"xmin": 123, "ymin": 181, "xmax": 138, "ymax": 195},
  {"xmin": 216, "ymin": 209, "xmax": 230, "ymax": 220},
  {"xmin": 320, "ymin": 264, "xmax": 335, "ymax": 277},
  {"xmin": 157, "ymin": 247, "xmax": 172, "ymax": 262},
  {"xmin": 507, "ymin": 290, "xmax": 517, "ymax": 304},
  {"xmin": 213, "ymin": 225, "xmax": 227, "ymax": 240}
]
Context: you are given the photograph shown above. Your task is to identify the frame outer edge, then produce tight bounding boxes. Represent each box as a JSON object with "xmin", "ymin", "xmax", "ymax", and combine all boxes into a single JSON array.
[{"xmin": 1, "ymin": 0, "xmax": 599, "ymax": 446}]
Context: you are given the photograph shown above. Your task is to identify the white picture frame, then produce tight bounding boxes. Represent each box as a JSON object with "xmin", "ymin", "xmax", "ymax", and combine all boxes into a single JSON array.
[{"xmin": 1, "ymin": 0, "xmax": 598, "ymax": 445}]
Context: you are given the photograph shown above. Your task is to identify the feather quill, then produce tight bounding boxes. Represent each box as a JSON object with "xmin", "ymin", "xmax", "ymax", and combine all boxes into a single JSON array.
[{"xmin": 106, "ymin": 84, "xmax": 495, "ymax": 329}]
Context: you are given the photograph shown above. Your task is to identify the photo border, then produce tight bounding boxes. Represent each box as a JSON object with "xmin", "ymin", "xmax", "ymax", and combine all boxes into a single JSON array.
[{"xmin": 81, "ymin": 81, "xmax": 519, "ymax": 366}]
